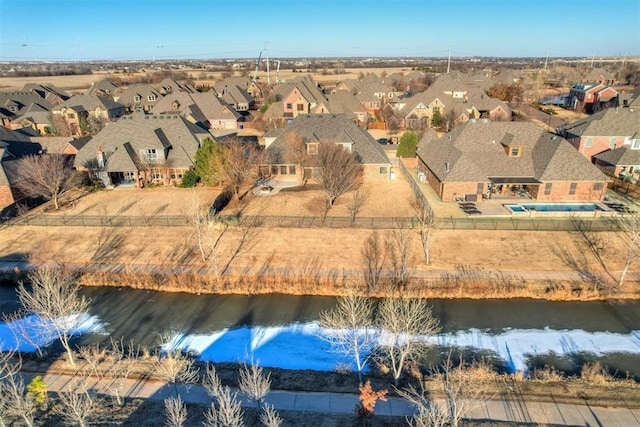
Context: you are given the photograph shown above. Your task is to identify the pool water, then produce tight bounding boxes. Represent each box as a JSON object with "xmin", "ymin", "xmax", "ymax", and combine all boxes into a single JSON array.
[{"xmin": 505, "ymin": 203, "xmax": 607, "ymax": 213}]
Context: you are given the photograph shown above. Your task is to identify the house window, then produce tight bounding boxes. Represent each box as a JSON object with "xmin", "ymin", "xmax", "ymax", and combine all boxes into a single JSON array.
[
  {"xmin": 280, "ymin": 165, "xmax": 287, "ymax": 175},
  {"xmin": 476, "ymin": 182, "xmax": 484, "ymax": 194},
  {"xmin": 141, "ymin": 148, "xmax": 159, "ymax": 163},
  {"xmin": 259, "ymin": 166, "xmax": 270, "ymax": 176},
  {"xmin": 633, "ymin": 140, "xmax": 640, "ymax": 150},
  {"xmin": 610, "ymin": 137, "xmax": 617, "ymax": 148},
  {"xmin": 509, "ymin": 146, "xmax": 521, "ymax": 157},
  {"xmin": 271, "ymin": 165, "xmax": 278, "ymax": 175},
  {"xmin": 569, "ymin": 182, "xmax": 577, "ymax": 195},
  {"xmin": 379, "ymin": 167, "xmax": 388, "ymax": 174},
  {"xmin": 67, "ymin": 113, "xmax": 75, "ymax": 119},
  {"xmin": 288, "ymin": 165, "xmax": 296, "ymax": 174},
  {"xmin": 593, "ymin": 182, "xmax": 603, "ymax": 191},
  {"xmin": 544, "ymin": 183, "xmax": 552, "ymax": 195},
  {"xmin": 9, "ymin": 106, "xmax": 16, "ymax": 112},
  {"xmin": 151, "ymin": 172, "xmax": 164, "ymax": 179},
  {"xmin": 134, "ymin": 95, "xmax": 141, "ymax": 102},
  {"xmin": 296, "ymin": 104, "xmax": 305, "ymax": 111},
  {"xmin": 336, "ymin": 143, "xmax": 352, "ymax": 152},
  {"xmin": 585, "ymin": 137, "xmax": 593, "ymax": 148},
  {"xmin": 286, "ymin": 103, "xmax": 292, "ymax": 109},
  {"xmin": 307, "ymin": 143, "xmax": 318, "ymax": 155},
  {"xmin": 147, "ymin": 95, "xmax": 156, "ymax": 102},
  {"xmin": 433, "ymin": 107, "xmax": 440, "ymax": 114}
]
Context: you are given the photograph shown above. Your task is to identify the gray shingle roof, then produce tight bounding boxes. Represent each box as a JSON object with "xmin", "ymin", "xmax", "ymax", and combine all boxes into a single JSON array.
[
  {"xmin": 419, "ymin": 121, "xmax": 606, "ymax": 183},
  {"xmin": 56, "ymin": 94, "xmax": 125, "ymax": 114},
  {"xmin": 561, "ymin": 108, "xmax": 640, "ymax": 138},
  {"xmin": 594, "ymin": 146, "xmax": 640, "ymax": 166},
  {"xmin": 74, "ymin": 113, "xmax": 212, "ymax": 171},
  {"xmin": 152, "ymin": 92, "xmax": 241, "ymax": 123},
  {"xmin": 265, "ymin": 114, "xmax": 390, "ymax": 165}
]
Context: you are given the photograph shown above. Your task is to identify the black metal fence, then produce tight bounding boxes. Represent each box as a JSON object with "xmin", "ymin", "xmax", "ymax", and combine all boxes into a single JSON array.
[{"xmin": 3, "ymin": 212, "xmax": 627, "ymax": 232}]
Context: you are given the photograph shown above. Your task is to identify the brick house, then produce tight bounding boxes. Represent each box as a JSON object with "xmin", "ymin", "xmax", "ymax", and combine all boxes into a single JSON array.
[
  {"xmin": 152, "ymin": 91, "xmax": 242, "ymax": 130},
  {"xmin": 0, "ymin": 127, "xmax": 43, "ymax": 209},
  {"xmin": 559, "ymin": 108, "xmax": 640, "ymax": 169},
  {"xmin": 74, "ymin": 112, "xmax": 212, "ymax": 187},
  {"xmin": 417, "ymin": 121, "xmax": 608, "ymax": 202},
  {"xmin": 52, "ymin": 94, "xmax": 126, "ymax": 136},
  {"xmin": 568, "ymin": 82, "xmax": 618, "ymax": 113},
  {"xmin": 263, "ymin": 114, "xmax": 392, "ymax": 183}
]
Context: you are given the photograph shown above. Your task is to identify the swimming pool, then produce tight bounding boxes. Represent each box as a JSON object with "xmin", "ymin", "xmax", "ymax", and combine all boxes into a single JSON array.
[{"xmin": 505, "ymin": 203, "xmax": 607, "ymax": 213}]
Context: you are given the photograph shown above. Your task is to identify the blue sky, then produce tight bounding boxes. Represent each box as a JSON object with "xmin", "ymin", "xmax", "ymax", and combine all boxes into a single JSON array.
[{"xmin": 1, "ymin": 0, "xmax": 638, "ymax": 61}]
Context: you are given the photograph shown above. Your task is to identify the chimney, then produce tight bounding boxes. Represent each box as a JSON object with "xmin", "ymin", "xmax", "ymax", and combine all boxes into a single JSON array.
[{"xmin": 96, "ymin": 145, "xmax": 105, "ymax": 168}]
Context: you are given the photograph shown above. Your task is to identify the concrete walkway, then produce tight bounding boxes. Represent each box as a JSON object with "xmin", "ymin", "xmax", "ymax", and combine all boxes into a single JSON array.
[{"xmin": 34, "ymin": 372, "xmax": 640, "ymax": 426}]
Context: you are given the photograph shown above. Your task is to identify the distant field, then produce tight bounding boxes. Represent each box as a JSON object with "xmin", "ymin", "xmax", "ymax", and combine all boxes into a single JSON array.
[{"xmin": 0, "ymin": 67, "xmax": 414, "ymax": 91}]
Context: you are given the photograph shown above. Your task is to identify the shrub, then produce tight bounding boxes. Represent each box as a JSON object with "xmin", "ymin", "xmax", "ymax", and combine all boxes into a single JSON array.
[{"xmin": 179, "ymin": 169, "xmax": 198, "ymax": 188}]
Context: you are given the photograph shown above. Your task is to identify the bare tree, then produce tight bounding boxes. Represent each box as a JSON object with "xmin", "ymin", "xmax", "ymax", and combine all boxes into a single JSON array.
[
  {"xmin": 280, "ymin": 132, "xmax": 308, "ymax": 185},
  {"xmin": 15, "ymin": 154, "xmax": 80, "ymax": 210},
  {"xmin": 77, "ymin": 338, "xmax": 138, "ymax": 406},
  {"xmin": 164, "ymin": 395, "xmax": 188, "ymax": 427},
  {"xmin": 617, "ymin": 213, "xmax": 640, "ymax": 287},
  {"xmin": 260, "ymin": 405, "xmax": 282, "ymax": 427},
  {"xmin": 376, "ymin": 296, "xmax": 440, "ymax": 386},
  {"xmin": 386, "ymin": 226, "xmax": 413, "ymax": 287},
  {"xmin": 318, "ymin": 291, "xmax": 375, "ymax": 385},
  {"xmin": 16, "ymin": 268, "xmax": 90, "ymax": 366},
  {"xmin": 346, "ymin": 188, "xmax": 369, "ymax": 224},
  {"xmin": 186, "ymin": 192, "xmax": 220, "ymax": 263},
  {"xmin": 411, "ymin": 196, "xmax": 438, "ymax": 265},
  {"xmin": 0, "ymin": 363, "xmax": 37, "ymax": 427},
  {"xmin": 214, "ymin": 138, "xmax": 263, "ymax": 201},
  {"xmin": 399, "ymin": 352, "xmax": 492, "ymax": 427},
  {"xmin": 153, "ymin": 344, "xmax": 199, "ymax": 390},
  {"xmin": 361, "ymin": 230, "xmax": 386, "ymax": 292},
  {"xmin": 238, "ymin": 362, "xmax": 271, "ymax": 408},
  {"xmin": 203, "ymin": 366, "xmax": 244, "ymax": 427},
  {"xmin": 315, "ymin": 142, "xmax": 363, "ymax": 216},
  {"xmin": 54, "ymin": 389, "xmax": 96, "ymax": 427}
]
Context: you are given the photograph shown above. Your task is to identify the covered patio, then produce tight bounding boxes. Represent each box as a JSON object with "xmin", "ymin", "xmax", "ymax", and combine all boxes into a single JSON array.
[{"xmin": 485, "ymin": 177, "xmax": 541, "ymax": 200}]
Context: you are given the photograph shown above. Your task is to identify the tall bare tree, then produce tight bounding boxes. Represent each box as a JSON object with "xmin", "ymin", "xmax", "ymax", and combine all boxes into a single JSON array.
[
  {"xmin": 54, "ymin": 389, "xmax": 96, "ymax": 427},
  {"xmin": 411, "ymin": 196, "xmax": 438, "ymax": 265},
  {"xmin": 386, "ymin": 226, "xmax": 413, "ymax": 287},
  {"xmin": 346, "ymin": 188, "xmax": 369, "ymax": 224},
  {"xmin": 315, "ymin": 142, "xmax": 363, "ymax": 216},
  {"xmin": 0, "ymin": 356, "xmax": 37, "ymax": 427},
  {"xmin": 15, "ymin": 154, "xmax": 80, "ymax": 210},
  {"xmin": 281, "ymin": 131, "xmax": 308, "ymax": 185},
  {"xmin": 260, "ymin": 405, "xmax": 282, "ymax": 427},
  {"xmin": 361, "ymin": 230, "xmax": 386, "ymax": 292},
  {"xmin": 617, "ymin": 213, "xmax": 640, "ymax": 287},
  {"xmin": 16, "ymin": 268, "xmax": 90, "ymax": 366},
  {"xmin": 318, "ymin": 291, "xmax": 375, "ymax": 385},
  {"xmin": 376, "ymin": 296, "xmax": 440, "ymax": 386}
]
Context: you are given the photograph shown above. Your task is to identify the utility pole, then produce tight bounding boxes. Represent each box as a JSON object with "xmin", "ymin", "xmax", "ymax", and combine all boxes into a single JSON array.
[
  {"xmin": 544, "ymin": 50, "xmax": 549, "ymax": 72},
  {"xmin": 590, "ymin": 51, "xmax": 595, "ymax": 68},
  {"xmin": 265, "ymin": 41, "xmax": 270, "ymax": 85},
  {"xmin": 446, "ymin": 47, "xmax": 451, "ymax": 74}
]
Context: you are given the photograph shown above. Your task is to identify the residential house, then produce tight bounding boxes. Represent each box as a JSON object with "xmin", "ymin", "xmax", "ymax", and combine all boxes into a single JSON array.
[
  {"xmin": 313, "ymin": 91, "xmax": 369, "ymax": 126},
  {"xmin": 582, "ymin": 68, "xmax": 615, "ymax": 86},
  {"xmin": 20, "ymin": 83, "xmax": 69, "ymax": 105},
  {"xmin": 0, "ymin": 127, "xmax": 44, "ymax": 208},
  {"xmin": 155, "ymin": 78, "xmax": 196, "ymax": 95},
  {"xmin": 113, "ymin": 84, "xmax": 163, "ymax": 113},
  {"xmin": 216, "ymin": 76, "xmax": 262, "ymax": 100},
  {"xmin": 86, "ymin": 79, "xmax": 120, "ymax": 99},
  {"xmin": 417, "ymin": 120, "xmax": 608, "ymax": 202},
  {"xmin": 263, "ymin": 114, "xmax": 392, "ymax": 183},
  {"xmin": 152, "ymin": 91, "xmax": 242, "ymax": 130},
  {"xmin": 52, "ymin": 94, "xmax": 126, "ymax": 136},
  {"xmin": 213, "ymin": 82, "xmax": 254, "ymax": 111},
  {"xmin": 560, "ymin": 108, "xmax": 640, "ymax": 178},
  {"xmin": 74, "ymin": 112, "xmax": 212, "ymax": 187},
  {"xmin": 263, "ymin": 76, "xmax": 327, "ymax": 120},
  {"xmin": 8, "ymin": 102, "xmax": 52, "ymax": 134},
  {"xmin": 619, "ymin": 87, "xmax": 640, "ymax": 109},
  {"xmin": 0, "ymin": 91, "xmax": 54, "ymax": 129},
  {"xmin": 568, "ymin": 82, "xmax": 618, "ymax": 112}
]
